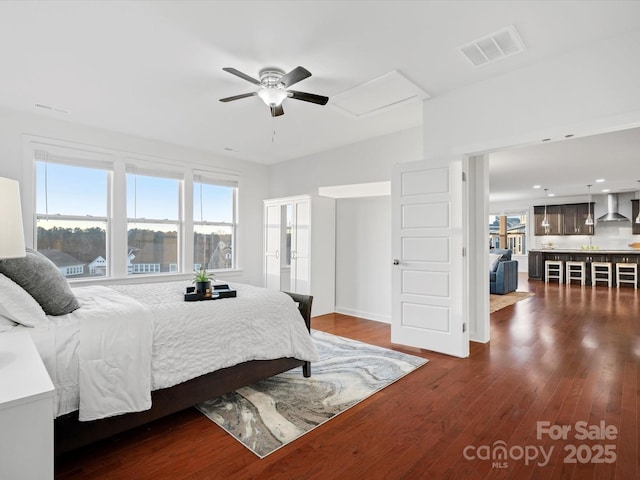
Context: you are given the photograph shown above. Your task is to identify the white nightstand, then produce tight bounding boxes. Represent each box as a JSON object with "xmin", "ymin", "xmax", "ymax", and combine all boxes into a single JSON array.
[{"xmin": 0, "ymin": 330, "xmax": 55, "ymax": 480}]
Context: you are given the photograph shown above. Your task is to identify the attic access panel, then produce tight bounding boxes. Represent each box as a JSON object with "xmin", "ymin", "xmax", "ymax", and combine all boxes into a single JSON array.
[{"xmin": 331, "ymin": 70, "xmax": 430, "ymax": 118}]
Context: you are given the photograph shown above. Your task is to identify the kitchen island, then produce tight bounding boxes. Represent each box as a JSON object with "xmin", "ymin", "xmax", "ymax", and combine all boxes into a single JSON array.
[{"xmin": 529, "ymin": 249, "xmax": 640, "ymax": 286}]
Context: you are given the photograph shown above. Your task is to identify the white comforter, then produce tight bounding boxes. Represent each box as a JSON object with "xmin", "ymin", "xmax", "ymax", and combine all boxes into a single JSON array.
[
  {"xmin": 28, "ymin": 281, "xmax": 318, "ymax": 420},
  {"xmin": 29, "ymin": 286, "xmax": 153, "ymax": 421}
]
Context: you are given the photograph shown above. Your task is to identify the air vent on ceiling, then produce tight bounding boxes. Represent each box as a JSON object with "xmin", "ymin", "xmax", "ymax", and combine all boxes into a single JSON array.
[
  {"xmin": 331, "ymin": 70, "xmax": 430, "ymax": 118},
  {"xmin": 458, "ymin": 25, "xmax": 525, "ymax": 67}
]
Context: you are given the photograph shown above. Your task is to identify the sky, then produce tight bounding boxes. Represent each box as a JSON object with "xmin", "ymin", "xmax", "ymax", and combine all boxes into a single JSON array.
[{"xmin": 35, "ymin": 162, "xmax": 233, "ymax": 223}]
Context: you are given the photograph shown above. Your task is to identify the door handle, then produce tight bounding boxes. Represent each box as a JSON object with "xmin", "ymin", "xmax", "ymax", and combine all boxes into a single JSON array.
[{"xmin": 393, "ymin": 259, "xmax": 400, "ymax": 265}]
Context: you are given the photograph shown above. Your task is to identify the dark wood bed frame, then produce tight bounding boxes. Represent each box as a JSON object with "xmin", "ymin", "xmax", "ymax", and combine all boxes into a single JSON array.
[{"xmin": 54, "ymin": 292, "xmax": 313, "ymax": 455}]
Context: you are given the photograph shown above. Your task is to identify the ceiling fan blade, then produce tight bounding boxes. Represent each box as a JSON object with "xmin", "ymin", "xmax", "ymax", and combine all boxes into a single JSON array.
[
  {"xmin": 270, "ymin": 104, "xmax": 284, "ymax": 117},
  {"xmin": 279, "ymin": 66, "xmax": 312, "ymax": 88},
  {"xmin": 219, "ymin": 92, "xmax": 257, "ymax": 102},
  {"xmin": 288, "ymin": 90, "xmax": 329, "ymax": 105},
  {"xmin": 222, "ymin": 67, "xmax": 262, "ymax": 86}
]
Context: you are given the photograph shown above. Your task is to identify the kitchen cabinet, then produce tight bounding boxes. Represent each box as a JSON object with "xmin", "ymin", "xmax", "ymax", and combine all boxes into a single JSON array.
[
  {"xmin": 529, "ymin": 250, "xmax": 640, "ymax": 286},
  {"xmin": 534, "ymin": 203, "xmax": 594, "ymax": 236},
  {"xmin": 632, "ymin": 200, "xmax": 640, "ymax": 235},
  {"xmin": 264, "ymin": 195, "xmax": 335, "ymax": 316},
  {"xmin": 534, "ymin": 205, "xmax": 563, "ymax": 235},
  {"xmin": 528, "ymin": 251, "xmax": 543, "ymax": 280},
  {"xmin": 563, "ymin": 203, "xmax": 594, "ymax": 235}
]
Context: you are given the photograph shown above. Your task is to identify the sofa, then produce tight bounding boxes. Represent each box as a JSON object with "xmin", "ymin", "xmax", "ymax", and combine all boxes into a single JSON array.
[{"xmin": 489, "ymin": 248, "xmax": 518, "ymax": 295}]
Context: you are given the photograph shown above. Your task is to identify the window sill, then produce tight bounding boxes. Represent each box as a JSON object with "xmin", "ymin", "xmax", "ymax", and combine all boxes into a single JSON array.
[{"xmin": 69, "ymin": 269, "xmax": 245, "ymax": 287}]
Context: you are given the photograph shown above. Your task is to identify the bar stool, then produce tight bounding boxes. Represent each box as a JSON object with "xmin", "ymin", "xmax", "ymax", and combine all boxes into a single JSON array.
[
  {"xmin": 591, "ymin": 262, "xmax": 613, "ymax": 287},
  {"xmin": 616, "ymin": 263, "xmax": 638, "ymax": 289},
  {"xmin": 565, "ymin": 261, "xmax": 586, "ymax": 285},
  {"xmin": 545, "ymin": 260, "xmax": 563, "ymax": 284}
]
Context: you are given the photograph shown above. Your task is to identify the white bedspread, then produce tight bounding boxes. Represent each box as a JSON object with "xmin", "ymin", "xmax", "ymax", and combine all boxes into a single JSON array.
[
  {"xmin": 28, "ymin": 281, "xmax": 318, "ymax": 420},
  {"xmin": 108, "ymin": 281, "xmax": 318, "ymax": 390},
  {"xmin": 78, "ymin": 287, "xmax": 153, "ymax": 421},
  {"xmin": 28, "ymin": 286, "xmax": 153, "ymax": 421}
]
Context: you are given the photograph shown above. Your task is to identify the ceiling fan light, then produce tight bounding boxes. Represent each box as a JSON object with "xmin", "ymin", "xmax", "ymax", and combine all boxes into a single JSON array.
[{"xmin": 257, "ymin": 88, "xmax": 288, "ymax": 107}]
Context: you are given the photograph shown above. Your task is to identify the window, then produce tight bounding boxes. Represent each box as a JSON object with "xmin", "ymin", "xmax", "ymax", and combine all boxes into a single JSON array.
[
  {"xmin": 35, "ymin": 160, "xmax": 109, "ymax": 278},
  {"xmin": 29, "ymin": 137, "xmax": 242, "ymax": 281},
  {"xmin": 193, "ymin": 178, "xmax": 237, "ymax": 271},
  {"xmin": 127, "ymin": 172, "xmax": 180, "ymax": 275},
  {"xmin": 489, "ymin": 214, "xmax": 527, "ymax": 254}
]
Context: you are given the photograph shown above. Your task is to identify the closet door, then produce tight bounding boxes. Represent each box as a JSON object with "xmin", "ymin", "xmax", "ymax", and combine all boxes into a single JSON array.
[
  {"xmin": 291, "ymin": 199, "xmax": 311, "ymax": 294},
  {"xmin": 264, "ymin": 202, "xmax": 282, "ymax": 290}
]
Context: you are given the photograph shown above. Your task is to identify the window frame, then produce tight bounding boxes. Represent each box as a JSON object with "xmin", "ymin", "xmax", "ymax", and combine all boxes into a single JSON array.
[
  {"xmin": 489, "ymin": 211, "xmax": 528, "ymax": 255},
  {"xmin": 34, "ymin": 153, "xmax": 112, "ymax": 279},
  {"xmin": 192, "ymin": 173, "xmax": 239, "ymax": 272},
  {"xmin": 24, "ymin": 136, "xmax": 242, "ymax": 283},
  {"xmin": 125, "ymin": 168, "xmax": 182, "ymax": 276}
]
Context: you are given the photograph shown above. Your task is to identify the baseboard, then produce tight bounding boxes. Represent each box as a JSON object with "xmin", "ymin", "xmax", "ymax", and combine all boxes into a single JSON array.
[{"xmin": 334, "ymin": 306, "xmax": 391, "ymax": 324}]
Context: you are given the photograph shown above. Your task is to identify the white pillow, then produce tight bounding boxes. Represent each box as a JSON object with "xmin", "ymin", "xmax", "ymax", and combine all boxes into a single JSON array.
[
  {"xmin": 489, "ymin": 253, "xmax": 503, "ymax": 273},
  {"xmin": 0, "ymin": 273, "xmax": 48, "ymax": 328},
  {"xmin": 0, "ymin": 314, "xmax": 18, "ymax": 332}
]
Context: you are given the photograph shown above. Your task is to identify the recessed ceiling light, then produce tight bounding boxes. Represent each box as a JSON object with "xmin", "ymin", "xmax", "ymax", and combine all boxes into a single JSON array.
[
  {"xmin": 602, "ymin": 188, "xmax": 610, "ymax": 192},
  {"xmin": 596, "ymin": 178, "xmax": 605, "ymax": 183},
  {"xmin": 533, "ymin": 185, "xmax": 541, "ymax": 189},
  {"xmin": 548, "ymin": 193, "xmax": 555, "ymax": 197}
]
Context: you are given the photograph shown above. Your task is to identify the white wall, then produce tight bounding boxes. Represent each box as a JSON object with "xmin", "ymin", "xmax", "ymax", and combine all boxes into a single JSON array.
[
  {"xmin": 423, "ymin": 29, "xmax": 640, "ymax": 159},
  {"xmin": 335, "ymin": 196, "xmax": 391, "ymax": 322},
  {"xmin": 268, "ymin": 127, "xmax": 422, "ymax": 198},
  {"xmin": 0, "ymin": 107, "xmax": 269, "ymax": 286},
  {"xmin": 269, "ymin": 127, "xmax": 422, "ymax": 322},
  {"xmin": 423, "ymin": 29, "xmax": 640, "ymax": 343}
]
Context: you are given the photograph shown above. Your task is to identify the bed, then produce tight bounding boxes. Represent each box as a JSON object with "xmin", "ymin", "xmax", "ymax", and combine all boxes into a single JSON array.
[{"xmin": 0, "ymin": 259, "xmax": 317, "ymax": 455}]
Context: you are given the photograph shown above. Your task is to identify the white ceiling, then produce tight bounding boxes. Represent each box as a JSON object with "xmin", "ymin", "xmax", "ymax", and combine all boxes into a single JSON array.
[
  {"xmin": 490, "ymin": 127, "xmax": 640, "ymax": 204},
  {"xmin": 1, "ymin": 1, "xmax": 640, "ymax": 201}
]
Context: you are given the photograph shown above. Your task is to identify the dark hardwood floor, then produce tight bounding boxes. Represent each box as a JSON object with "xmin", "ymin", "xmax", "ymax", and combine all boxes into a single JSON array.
[{"xmin": 56, "ymin": 276, "xmax": 638, "ymax": 479}]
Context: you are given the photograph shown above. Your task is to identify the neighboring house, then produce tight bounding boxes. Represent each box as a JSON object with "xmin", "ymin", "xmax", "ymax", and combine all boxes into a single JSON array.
[
  {"xmin": 88, "ymin": 256, "xmax": 107, "ymax": 276},
  {"xmin": 39, "ymin": 249, "xmax": 85, "ymax": 277},
  {"xmin": 489, "ymin": 216, "xmax": 527, "ymax": 254}
]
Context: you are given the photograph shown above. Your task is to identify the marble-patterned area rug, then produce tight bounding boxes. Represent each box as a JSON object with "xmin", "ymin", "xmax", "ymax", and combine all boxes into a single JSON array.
[{"xmin": 196, "ymin": 330, "xmax": 428, "ymax": 458}]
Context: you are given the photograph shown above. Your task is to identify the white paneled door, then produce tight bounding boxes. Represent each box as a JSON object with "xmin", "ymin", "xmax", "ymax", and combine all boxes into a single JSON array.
[
  {"xmin": 264, "ymin": 202, "xmax": 281, "ymax": 290},
  {"xmin": 290, "ymin": 198, "xmax": 311, "ymax": 295},
  {"xmin": 391, "ymin": 159, "xmax": 468, "ymax": 357}
]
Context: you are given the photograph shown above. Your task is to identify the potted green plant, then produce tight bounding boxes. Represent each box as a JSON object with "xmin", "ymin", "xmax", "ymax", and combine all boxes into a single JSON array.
[{"xmin": 193, "ymin": 267, "xmax": 214, "ymax": 294}]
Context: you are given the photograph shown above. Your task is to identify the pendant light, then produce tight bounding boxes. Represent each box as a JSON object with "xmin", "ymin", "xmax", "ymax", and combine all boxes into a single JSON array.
[
  {"xmin": 541, "ymin": 188, "xmax": 550, "ymax": 227},
  {"xmin": 585, "ymin": 184, "xmax": 594, "ymax": 226},
  {"xmin": 636, "ymin": 180, "xmax": 640, "ymax": 224}
]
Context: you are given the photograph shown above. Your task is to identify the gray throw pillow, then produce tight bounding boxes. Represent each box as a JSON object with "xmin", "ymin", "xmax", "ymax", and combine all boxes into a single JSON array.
[{"xmin": 0, "ymin": 248, "xmax": 80, "ymax": 316}]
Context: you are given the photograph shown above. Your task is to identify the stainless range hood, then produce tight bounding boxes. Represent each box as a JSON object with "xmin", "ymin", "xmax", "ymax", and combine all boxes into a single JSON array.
[{"xmin": 597, "ymin": 193, "xmax": 630, "ymax": 222}]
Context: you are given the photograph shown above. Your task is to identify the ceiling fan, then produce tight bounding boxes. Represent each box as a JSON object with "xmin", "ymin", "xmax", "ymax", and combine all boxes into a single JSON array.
[{"xmin": 219, "ymin": 66, "xmax": 329, "ymax": 117}]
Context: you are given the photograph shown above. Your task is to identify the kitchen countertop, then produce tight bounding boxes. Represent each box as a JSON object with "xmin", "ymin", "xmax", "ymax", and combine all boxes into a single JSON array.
[{"xmin": 530, "ymin": 249, "xmax": 640, "ymax": 254}]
